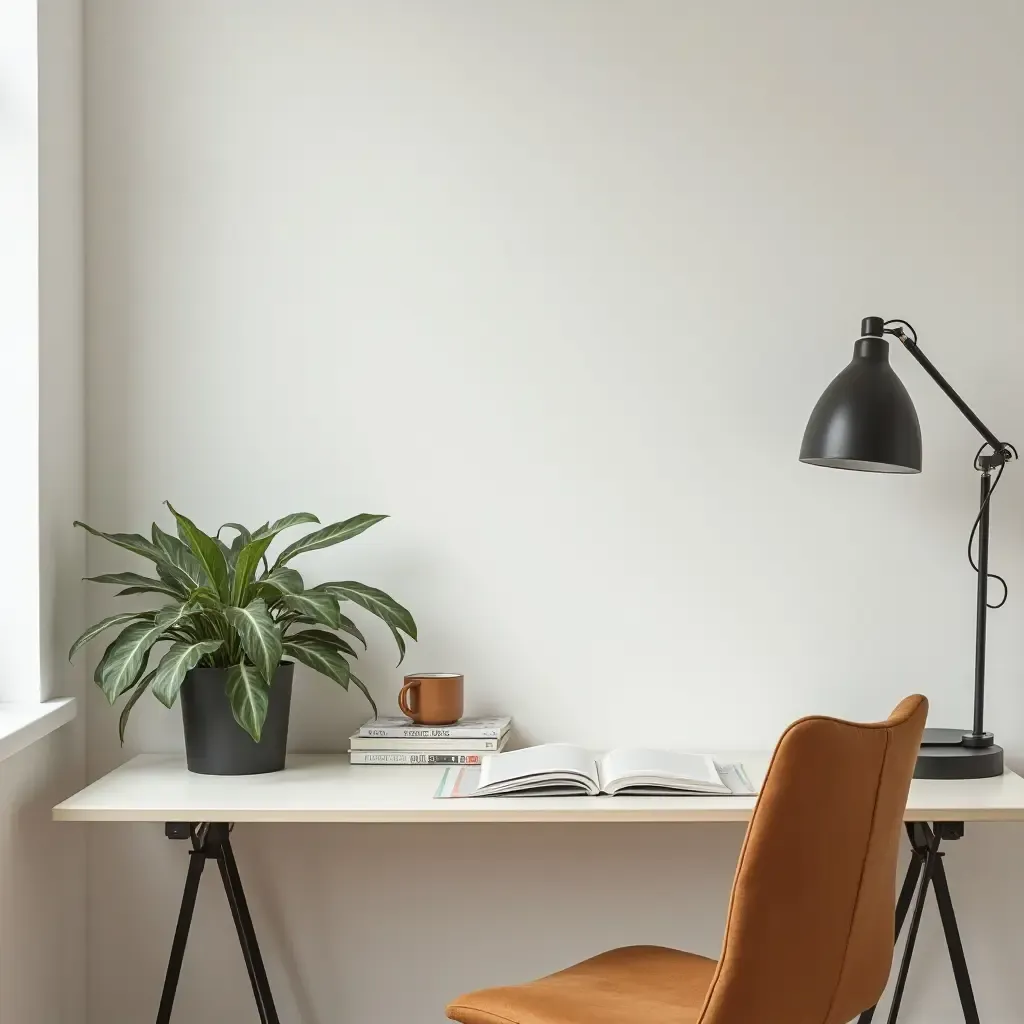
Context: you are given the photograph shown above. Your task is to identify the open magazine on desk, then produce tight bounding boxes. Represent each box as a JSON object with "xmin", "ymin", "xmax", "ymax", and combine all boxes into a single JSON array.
[{"xmin": 435, "ymin": 743, "xmax": 756, "ymax": 798}]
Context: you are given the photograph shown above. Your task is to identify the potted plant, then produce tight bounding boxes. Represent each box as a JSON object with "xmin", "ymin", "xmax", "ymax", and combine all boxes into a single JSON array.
[{"xmin": 70, "ymin": 504, "xmax": 416, "ymax": 775}]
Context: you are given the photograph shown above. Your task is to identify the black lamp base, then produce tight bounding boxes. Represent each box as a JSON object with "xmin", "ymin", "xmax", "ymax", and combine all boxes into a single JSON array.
[{"xmin": 915, "ymin": 728, "xmax": 1004, "ymax": 780}]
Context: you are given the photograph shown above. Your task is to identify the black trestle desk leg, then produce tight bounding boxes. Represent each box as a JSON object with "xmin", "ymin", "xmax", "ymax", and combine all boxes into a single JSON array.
[
  {"xmin": 884, "ymin": 828, "xmax": 938, "ymax": 1024},
  {"xmin": 858, "ymin": 824, "xmax": 927, "ymax": 1024},
  {"xmin": 859, "ymin": 822, "xmax": 979, "ymax": 1024},
  {"xmin": 930, "ymin": 845, "xmax": 981, "ymax": 1024},
  {"xmin": 213, "ymin": 825, "xmax": 281, "ymax": 1024},
  {"xmin": 893, "ymin": 823, "xmax": 927, "ymax": 938},
  {"xmin": 157, "ymin": 822, "xmax": 280, "ymax": 1024},
  {"xmin": 156, "ymin": 831, "xmax": 207, "ymax": 1024}
]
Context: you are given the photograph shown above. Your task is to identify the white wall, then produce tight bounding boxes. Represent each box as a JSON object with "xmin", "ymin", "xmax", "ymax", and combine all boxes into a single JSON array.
[
  {"xmin": 0, "ymin": 0, "xmax": 42, "ymax": 701},
  {"xmin": 0, "ymin": 1, "xmax": 87, "ymax": 1023},
  {"xmin": 39, "ymin": 0, "xmax": 87, "ymax": 708},
  {"xmin": 0, "ymin": 731, "xmax": 85, "ymax": 1024},
  {"xmin": 83, "ymin": 3, "xmax": 1023, "ymax": 1022}
]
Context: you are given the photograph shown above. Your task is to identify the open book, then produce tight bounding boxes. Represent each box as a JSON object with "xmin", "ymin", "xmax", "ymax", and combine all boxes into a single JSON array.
[{"xmin": 443, "ymin": 744, "xmax": 753, "ymax": 798}]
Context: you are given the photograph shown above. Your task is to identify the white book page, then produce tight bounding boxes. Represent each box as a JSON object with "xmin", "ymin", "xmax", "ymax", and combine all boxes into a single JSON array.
[
  {"xmin": 599, "ymin": 749, "xmax": 725, "ymax": 792},
  {"xmin": 478, "ymin": 744, "xmax": 598, "ymax": 793}
]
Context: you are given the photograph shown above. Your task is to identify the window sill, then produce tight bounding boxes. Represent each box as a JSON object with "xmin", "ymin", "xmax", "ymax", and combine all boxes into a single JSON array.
[{"xmin": 0, "ymin": 698, "xmax": 76, "ymax": 764}]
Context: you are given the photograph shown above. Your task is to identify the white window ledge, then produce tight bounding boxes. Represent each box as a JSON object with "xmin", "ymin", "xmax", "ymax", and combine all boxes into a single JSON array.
[{"xmin": 0, "ymin": 698, "xmax": 76, "ymax": 764}]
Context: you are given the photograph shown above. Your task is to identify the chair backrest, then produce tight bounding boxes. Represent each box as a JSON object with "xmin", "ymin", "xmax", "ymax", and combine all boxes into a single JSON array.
[{"xmin": 699, "ymin": 695, "xmax": 928, "ymax": 1024}]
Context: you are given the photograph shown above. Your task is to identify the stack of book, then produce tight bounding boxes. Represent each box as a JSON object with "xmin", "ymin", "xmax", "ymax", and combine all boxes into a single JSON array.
[{"xmin": 348, "ymin": 715, "xmax": 512, "ymax": 765}]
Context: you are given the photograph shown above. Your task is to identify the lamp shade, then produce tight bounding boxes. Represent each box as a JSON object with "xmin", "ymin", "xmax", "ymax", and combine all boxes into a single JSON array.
[{"xmin": 799, "ymin": 317, "xmax": 922, "ymax": 473}]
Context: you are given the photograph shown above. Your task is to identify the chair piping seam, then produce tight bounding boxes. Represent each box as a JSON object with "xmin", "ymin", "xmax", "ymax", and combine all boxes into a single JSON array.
[
  {"xmin": 693, "ymin": 717, "xmax": 798, "ymax": 1024},
  {"xmin": 821, "ymin": 725, "xmax": 892, "ymax": 1023},
  {"xmin": 447, "ymin": 1004, "xmax": 519, "ymax": 1024}
]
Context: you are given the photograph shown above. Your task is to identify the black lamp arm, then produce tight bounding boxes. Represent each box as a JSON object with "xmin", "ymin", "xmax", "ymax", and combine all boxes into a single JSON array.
[
  {"xmin": 883, "ymin": 320, "xmax": 1010, "ymax": 458},
  {"xmin": 880, "ymin": 320, "xmax": 1015, "ymax": 747}
]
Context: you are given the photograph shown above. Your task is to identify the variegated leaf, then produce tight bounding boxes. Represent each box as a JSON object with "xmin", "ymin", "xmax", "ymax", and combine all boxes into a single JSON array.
[
  {"xmin": 317, "ymin": 581, "xmax": 416, "ymax": 663},
  {"xmin": 150, "ymin": 640, "xmax": 224, "ymax": 708},
  {"xmin": 225, "ymin": 663, "xmax": 270, "ymax": 741},
  {"xmin": 252, "ymin": 513, "xmax": 319, "ymax": 539},
  {"xmin": 95, "ymin": 619, "xmax": 171, "ymax": 704},
  {"xmin": 274, "ymin": 514, "xmax": 387, "ymax": 566},
  {"xmin": 257, "ymin": 567, "xmax": 304, "ymax": 603},
  {"xmin": 165, "ymin": 502, "xmax": 230, "ymax": 601},
  {"xmin": 69, "ymin": 611, "xmax": 154, "ymax": 662},
  {"xmin": 86, "ymin": 572, "xmax": 184, "ymax": 599},
  {"xmin": 336, "ymin": 613, "xmax": 367, "ymax": 649},
  {"xmin": 219, "ymin": 523, "xmax": 252, "ymax": 548},
  {"xmin": 349, "ymin": 673, "xmax": 378, "ymax": 718},
  {"xmin": 118, "ymin": 669, "xmax": 154, "ymax": 745},
  {"xmin": 286, "ymin": 628, "xmax": 358, "ymax": 659},
  {"xmin": 231, "ymin": 533, "xmax": 276, "ymax": 606},
  {"xmin": 74, "ymin": 522, "xmax": 163, "ymax": 564},
  {"xmin": 282, "ymin": 639, "xmax": 350, "ymax": 689},
  {"xmin": 152, "ymin": 523, "xmax": 208, "ymax": 590},
  {"xmin": 281, "ymin": 590, "xmax": 341, "ymax": 629},
  {"xmin": 223, "ymin": 599, "xmax": 282, "ymax": 683}
]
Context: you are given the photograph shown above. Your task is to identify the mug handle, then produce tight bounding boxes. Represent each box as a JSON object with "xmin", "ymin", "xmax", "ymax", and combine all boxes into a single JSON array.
[{"xmin": 398, "ymin": 680, "xmax": 420, "ymax": 721}]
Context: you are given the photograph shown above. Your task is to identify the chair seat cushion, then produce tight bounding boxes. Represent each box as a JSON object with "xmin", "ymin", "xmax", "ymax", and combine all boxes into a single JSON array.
[{"xmin": 447, "ymin": 944, "xmax": 718, "ymax": 1024}]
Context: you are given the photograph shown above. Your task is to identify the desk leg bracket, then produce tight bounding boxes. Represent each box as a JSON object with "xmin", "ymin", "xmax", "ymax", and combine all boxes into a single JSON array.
[
  {"xmin": 156, "ymin": 822, "xmax": 280, "ymax": 1024},
  {"xmin": 858, "ymin": 821, "xmax": 979, "ymax": 1024}
]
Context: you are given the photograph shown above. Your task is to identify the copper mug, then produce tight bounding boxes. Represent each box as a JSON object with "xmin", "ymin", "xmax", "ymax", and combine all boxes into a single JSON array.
[{"xmin": 398, "ymin": 673, "xmax": 464, "ymax": 725}]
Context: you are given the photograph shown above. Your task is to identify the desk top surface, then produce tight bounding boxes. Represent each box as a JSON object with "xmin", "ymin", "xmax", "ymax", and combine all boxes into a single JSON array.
[{"xmin": 53, "ymin": 753, "xmax": 1024, "ymax": 824}]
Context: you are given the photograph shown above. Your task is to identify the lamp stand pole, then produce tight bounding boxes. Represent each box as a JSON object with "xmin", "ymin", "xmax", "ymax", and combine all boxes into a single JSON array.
[
  {"xmin": 965, "ymin": 454, "xmax": 1000, "ymax": 747},
  {"xmin": 914, "ymin": 451, "xmax": 1005, "ymax": 779},
  {"xmin": 885, "ymin": 324, "xmax": 1008, "ymax": 779}
]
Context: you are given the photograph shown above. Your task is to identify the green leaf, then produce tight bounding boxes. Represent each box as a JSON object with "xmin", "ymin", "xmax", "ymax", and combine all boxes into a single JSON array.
[
  {"xmin": 94, "ymin": 618, "xmax": 172, "ymax": 703},
  {"xmin": 165, "ymin": 502, "xmax": 230, "ymax": 601},
  {"xmin": 69, "ymin": 611, "xmax": 153, "ymax": 661},
  {"xmin": 349, "ymin": 672, "xmax": 378, "ymax": 718},
  {"xmin": 259, "ymin": 566, "xmax": 305, "ymax": 595},
  {"xmin": 287, "ymin": 628, "xmax": 358, "ymax": 659},
  {"xmin": 118, "ymin": 669, "xmax": 153, "ymax": 745},
  {"xmin": 155, "ymin": 601, "xmax": 199, "ymax": 630},
  {"xmin": 86, "ymin": 572, "xmax": 161, "ymax": 587},
  {"xmin": 282, "ymin": 639, "xmax": 350, "ymax": 689},
  {"xmin": 317, "ymin": 582, "xmax": 417, "ymax": 637},
  {"xmin": 256, "ymin": 567, "xmax": 304, "ymax": 608},
  {"xmin": 223, "ymin": 599, "xmax": 282, "ymax": 683},
  {"xmin": 150, "ymin": 640, "xmax": 223, "ymax": 708},
  {"xmin": 282, "ymin": 612, "xmax": 367, "ymax": 650},
  {"xmin": 275, "ymin": 514, "xmax": 387, "ymax": 566},
  {"xmin": 225, "ymin": 663, "xmax": 270, "ymax": 741},
  {"xmin": 252, "ymin": 513, "xmax": 319, "ymax": 539},
  {"xmin": 219, "ymin": 522, "xmax": 252, "ymax": 547},
  {"xmin": 317, "ymin": 581, "xmax": 416, "ymax": 663},
  {"xmin": 225, "ymin": 528, "xmax": 251, "ymax": 576},
  {"xmin": 115, "ymin": 585, "xmax": 185, "ymax": 599},
  {"xmin": 231, "ymin": 534, "xmax": 276, "ymax": 606},
  {"xmin": 336, "ymin": 613, "xmax": 367, "ymax": 650},
  {"xmin": 155, "ymin": 562, "xmax": 197, "ymax": 597},
  {"xmin": 85, "ymin": 572, "xmax": 185, "ymax": 599},
  {"xmin": 74, "ymin": 521, "xmax": 163, "ymax": 564},
  {"xmin": 189, "ymin": 586, "xmax": 221, "ymax": 606},
  {"xmin": 152, "ymin": 524, "xmax": 208, "ymax": 590},
  {"xmin": 281, "ymin": 590, "xmax": 341, "ymax": 628}
]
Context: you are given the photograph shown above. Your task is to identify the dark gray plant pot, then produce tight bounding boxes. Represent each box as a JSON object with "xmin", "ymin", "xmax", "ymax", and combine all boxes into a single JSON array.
[{"xmin": 180, "ymin": 663, "xmax": 293, "ymax": 775}]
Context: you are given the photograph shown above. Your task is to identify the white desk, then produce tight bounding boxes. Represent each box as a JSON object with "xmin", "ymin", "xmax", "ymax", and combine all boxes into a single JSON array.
[
  {"xmin": 53, "ymin": 752, "xmax": 1024, "ymax": 823},
  {"xmin": 54, "ymin": 755, "xmax": 1024, "ymax": 1024}
]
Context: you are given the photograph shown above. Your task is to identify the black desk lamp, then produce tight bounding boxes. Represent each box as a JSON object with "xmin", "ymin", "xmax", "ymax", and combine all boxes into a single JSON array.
[{"xmin": 800, "ymin": 316, "xmax": 1015, "ymax": 779}]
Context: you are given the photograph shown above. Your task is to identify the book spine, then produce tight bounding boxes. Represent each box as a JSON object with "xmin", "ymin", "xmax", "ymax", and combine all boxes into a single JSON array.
[
  {"xmin": 349, "ymin": 751, "xmax": 489, "ymax": 766},
  {"xmin": 350, "ymin": 736, "xmax": 502, "ymax": 751},
  {"xmin": 359, "ymin": 726, "xmax": 503, "ymax": 739}
]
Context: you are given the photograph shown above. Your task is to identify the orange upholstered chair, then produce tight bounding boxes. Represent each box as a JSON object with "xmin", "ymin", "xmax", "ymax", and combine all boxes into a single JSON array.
[{"xmin": 447, "ymin": 695, "xmax": 928, "ymax": 1024}]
